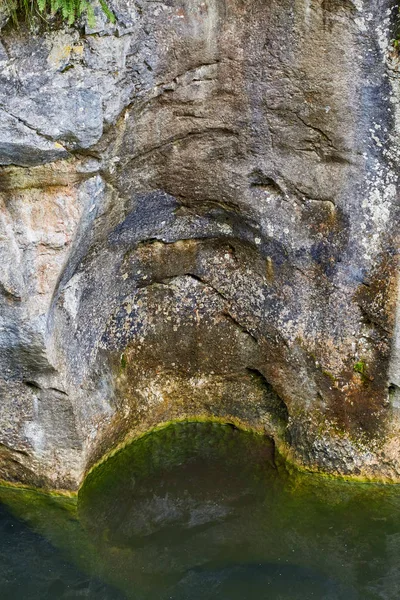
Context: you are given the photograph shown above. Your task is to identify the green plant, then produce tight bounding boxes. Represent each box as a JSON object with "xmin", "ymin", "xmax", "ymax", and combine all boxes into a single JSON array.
[
  {"xmin": 354, "ymin": 360, "xmax": 367, "ymax": 375},
  {"xmin": 3, "ymin": 0, "xmax": 115, "ymax": 27},
  {"xmin": 120, "ymin": 352, "xmax": 127, "ymax": 370},
  {"xmin": 394, "ymin": 2, "xmax": 400, "ymax": 48},
  {"xmin": 353, "ymin": 359, "xmax": 371, "ymax": 384}
]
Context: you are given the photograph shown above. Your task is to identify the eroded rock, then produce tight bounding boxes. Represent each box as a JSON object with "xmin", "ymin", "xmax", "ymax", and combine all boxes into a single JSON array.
[{"xmin": 0, "ymin": 0, "xmax": 399, "ymax": 489}]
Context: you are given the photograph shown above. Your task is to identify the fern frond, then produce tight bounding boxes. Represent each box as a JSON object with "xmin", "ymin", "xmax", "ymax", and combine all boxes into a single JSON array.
[
  {"xmin": 99, "ymin": 0, "xmax": 114, "ymax": 24},
  {"xmin": 3, "ymin": 0, "xmax": 115, "ymax": 27},
  {"xmin": 86, "ymin": 2, "xmax": 95, "ymax": 27},
  {"xmin": 37, "ymin": 0, "xmax": 47, "ymax": 13}
]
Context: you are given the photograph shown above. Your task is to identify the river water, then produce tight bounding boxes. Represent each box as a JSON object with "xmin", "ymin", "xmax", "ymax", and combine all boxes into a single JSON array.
[{"xmin": 1, "ymin": 421, "xmax": 400, "ymax": 599}]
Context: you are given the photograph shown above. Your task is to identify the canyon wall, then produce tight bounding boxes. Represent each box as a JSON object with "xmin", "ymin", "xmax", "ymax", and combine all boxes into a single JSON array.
[{"xmin": 0, "ymin": 0, "xmax": 399, "ymax": 489}]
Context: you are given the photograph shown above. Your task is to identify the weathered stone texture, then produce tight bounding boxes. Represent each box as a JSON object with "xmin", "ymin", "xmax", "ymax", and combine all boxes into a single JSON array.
[{"xmin": 0, "ymin": 0, "xmax": 399, "ymax": 489}]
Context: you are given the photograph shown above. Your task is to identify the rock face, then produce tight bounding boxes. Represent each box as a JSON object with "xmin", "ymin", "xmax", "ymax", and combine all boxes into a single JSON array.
[{"xmin": 0, "ymin": 0, "xmax": 399, "ymax": 490}]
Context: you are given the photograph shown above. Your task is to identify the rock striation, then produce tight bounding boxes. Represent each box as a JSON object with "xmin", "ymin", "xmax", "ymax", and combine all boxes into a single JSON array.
[{"xmin": 0, "ymin": 0, "xmax": 399, "ymax": 489}]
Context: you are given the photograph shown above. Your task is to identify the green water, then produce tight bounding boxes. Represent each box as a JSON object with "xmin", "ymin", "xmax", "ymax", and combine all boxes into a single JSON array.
[{"xmin": 1, "ymin": 421, "xmax": 400, "ymax": 599}]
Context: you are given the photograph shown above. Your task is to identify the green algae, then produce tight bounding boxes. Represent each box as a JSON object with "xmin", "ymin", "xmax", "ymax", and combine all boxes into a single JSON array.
[
  {"xmin": 83, "ymin": 415, "xmax": 267, "ymax": 483},
  {"xmin": 322, "ymin": 368, "xmax": 337, "ymax": 383},
  {"xmin": 0, "ymin": 421, "xmax": 277, "ymax": 599},
  {"xmin": 79, "ymin": 420, "xmax": 276, "ymax": 538},
  {"xmin": 0, "ymin": 484, "xmax": 96, "ymax": 571},
  {"xmin": 77, "ymin": 421, "xmax": 400, "ymax": 598},
  {"xmin": 0, "ymin": 482, "xmax": 138, "ymax": 597},
  {"xmin": 2, "ymin": 420, "xmax": 400, "ymax": 599}
]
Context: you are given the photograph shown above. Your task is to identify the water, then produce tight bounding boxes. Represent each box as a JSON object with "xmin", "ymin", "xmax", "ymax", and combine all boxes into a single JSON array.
[
  {"xmin": 1, "ymin": 421, "xmax": 400, "ymax": 599},
  {"xmin": 0, "ymin": 498, "xmax": 124, "ymax": 599}
]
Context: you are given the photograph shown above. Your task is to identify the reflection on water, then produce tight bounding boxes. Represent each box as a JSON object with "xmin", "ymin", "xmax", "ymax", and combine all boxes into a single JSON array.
[
  {"xmin": 0, "ymin": 502, "xmax": 123, "ymax": 599},
  {"xmin": 1, "ymin": 421, "xmax": 400, "ymax": 599}
]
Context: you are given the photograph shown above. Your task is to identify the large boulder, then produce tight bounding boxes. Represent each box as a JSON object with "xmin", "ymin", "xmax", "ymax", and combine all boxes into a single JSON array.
[{"xmin": 0, "ymin": 0, "xmax": 399, "ymax": 489}]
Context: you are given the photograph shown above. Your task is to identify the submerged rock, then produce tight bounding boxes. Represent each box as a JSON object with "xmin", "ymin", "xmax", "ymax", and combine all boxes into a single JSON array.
[
  {"xmin": 0, "ymin": 503, "xmax": 123, "ymax": 600},
  {"xmin": 171, "ymin": 563, "xmax": 353, "ymax": 600},
  {"xmin": 0, "ymin": 0, "xmax": 399, "ymax": 488},
  {"xmin": 2, "ymin": 421, "xmax": 400, "ymax": 599}
]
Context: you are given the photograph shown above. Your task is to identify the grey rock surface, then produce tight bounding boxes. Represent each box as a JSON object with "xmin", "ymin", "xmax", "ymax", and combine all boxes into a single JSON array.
[{"xmin": 0, "ymin": 0, "xmax": 399, "ymax": 489}]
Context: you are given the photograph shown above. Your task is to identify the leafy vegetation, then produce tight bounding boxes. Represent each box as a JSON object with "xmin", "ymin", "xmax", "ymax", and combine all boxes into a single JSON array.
[
  {"xmin": 353, "ymin": 360, "xmax": 367, "ymax": 376},
  {"xmin": 2, "ymin": 0, "xmax": 115, "ymax": 27},
  {"xmin": 353, "ymin": 359, "xmax": 371, "ymax": 384},
  {"xmin": 394, "ymin": 2, "xmax": 400, "ymax": 48}
]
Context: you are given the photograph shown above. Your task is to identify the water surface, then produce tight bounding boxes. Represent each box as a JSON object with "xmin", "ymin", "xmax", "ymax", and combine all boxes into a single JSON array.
[{"xmin": 1, "ymin": 421, "xmax": 400, "ymax": 599}]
